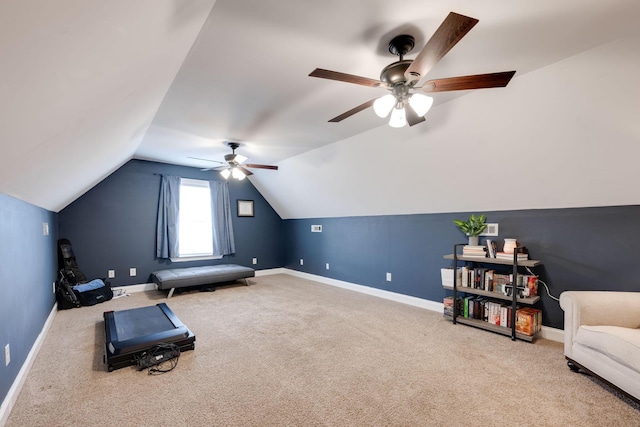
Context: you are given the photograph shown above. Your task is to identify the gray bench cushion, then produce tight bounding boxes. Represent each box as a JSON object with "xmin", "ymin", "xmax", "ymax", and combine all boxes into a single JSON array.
[{"xmin": 151, "ymin": 264, "xmax": 255, "ymax": 290}]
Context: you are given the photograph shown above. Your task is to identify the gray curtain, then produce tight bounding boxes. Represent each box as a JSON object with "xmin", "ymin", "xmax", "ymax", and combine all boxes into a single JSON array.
[
  {"xmin": 156, "ymin": 175, "xmax": 180, "ymax": 258},
  {"xmin": 209, "ymin": 180, "xmax": 236, "ymax": 256}
]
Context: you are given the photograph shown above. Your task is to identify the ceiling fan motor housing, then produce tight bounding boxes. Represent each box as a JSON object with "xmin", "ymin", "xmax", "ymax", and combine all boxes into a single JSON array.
[
  {"xmin": 380, "ymin": 60, "xmax": 412, "ymax": 85},
  {"xmin": 381, "ymin": 34, "xmax": 415, "ymax": 86}
]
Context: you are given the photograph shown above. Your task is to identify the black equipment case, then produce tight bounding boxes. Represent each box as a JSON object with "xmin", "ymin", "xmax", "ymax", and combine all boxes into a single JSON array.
[{"xmin": 56, "ymin": 238, "xmax": 113, "ymax": 308}]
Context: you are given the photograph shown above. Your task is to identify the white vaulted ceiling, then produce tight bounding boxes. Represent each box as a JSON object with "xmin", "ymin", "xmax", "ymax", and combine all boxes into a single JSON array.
[{"xmin": 1, "ymin": 0, "xmax": 639, "ymax": 216}]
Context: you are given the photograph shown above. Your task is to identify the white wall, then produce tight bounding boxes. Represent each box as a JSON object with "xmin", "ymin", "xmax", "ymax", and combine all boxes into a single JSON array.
[
  {"xmin": 253, "ymin": 34, "xmax": 640, "ymax": 219},
  {"xmin": 0, "ymin": 0, "xmax": 216, "ymax": 212}
]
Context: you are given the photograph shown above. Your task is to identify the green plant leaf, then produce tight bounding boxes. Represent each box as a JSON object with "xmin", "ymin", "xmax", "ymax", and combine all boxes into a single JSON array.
[{"xmin": 453, "ymin": 214, "xmax": 488, "ymax": 237}]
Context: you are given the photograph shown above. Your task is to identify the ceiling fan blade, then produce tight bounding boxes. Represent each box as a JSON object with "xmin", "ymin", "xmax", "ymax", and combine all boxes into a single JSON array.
[
  {"xmin": 328, "ymin": 99, "xmax": 377, "ymax": 122},
  {"xmin": 200, "ymin": 166, "xmax": 227, "ymax": 172},
  {"xmin": 405, "ymin": 12, "xmax": 479, "ymax": 83},
  {"xmin": 245, "ymin": 164, "xmax": 278, "ymax": 170},
  {"xmin": 406, "ymin": 106, "xmax": 426, "ymax": 127},
  {"xmin": 309, "ymin": 68, "xmax": 386, "ymax": 88},
  {"xmin": 420, "ymin": 71, "xmax": 516, "ymax": 92},
  {"xmin": 238, "ymin": 166, "xmax": 253, "ymax": 176},
  {"xmin": 188, "ymin": 156, "xmax": 224, "ymax": 164}
]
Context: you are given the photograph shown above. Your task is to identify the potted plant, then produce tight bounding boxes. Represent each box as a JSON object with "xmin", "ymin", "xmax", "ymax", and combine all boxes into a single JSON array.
[{"xmin": 453, "ymin": 214, "xmax": 488, "ymax": 246}]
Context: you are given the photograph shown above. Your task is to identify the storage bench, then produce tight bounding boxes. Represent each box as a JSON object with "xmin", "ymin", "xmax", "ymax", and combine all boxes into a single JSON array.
[{"xmin": 151, "ymin": 264, "xmax": 255, "ymax": 298}]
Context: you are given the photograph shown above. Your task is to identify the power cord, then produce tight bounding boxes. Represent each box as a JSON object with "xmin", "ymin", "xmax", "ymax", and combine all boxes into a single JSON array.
[
  {"xmin": 135, "ymin": 343, "xmax": 180, "ymax": 375},
  {"xmin": 525, "ymin": 266, "xmax": 559, "ymax": 302}
]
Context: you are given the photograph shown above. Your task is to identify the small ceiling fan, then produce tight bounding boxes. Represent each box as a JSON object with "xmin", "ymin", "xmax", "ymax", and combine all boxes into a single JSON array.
[
  {"xmin": 309, "ymin": 12, "xmax": 516, "ymax": 127},
  {"xmin": 194, "ymin": 142, "xmax": 278, "ymax": 180}
]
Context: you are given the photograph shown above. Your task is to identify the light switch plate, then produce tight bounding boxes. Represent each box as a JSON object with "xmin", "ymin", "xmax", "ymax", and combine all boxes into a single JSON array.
[{"xmin": 479, "ymin": 223, "xmax": 499, "ymax": 236}]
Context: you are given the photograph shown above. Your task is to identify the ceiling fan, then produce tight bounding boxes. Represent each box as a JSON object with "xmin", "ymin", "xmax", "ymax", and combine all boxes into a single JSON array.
[
  {"xmin": 195, "ymin": 142, "xmax": 278, "ymax": 180},
  {"xmin": 309, "ymin": 12, "xmax": 516, "ymax": 127}
]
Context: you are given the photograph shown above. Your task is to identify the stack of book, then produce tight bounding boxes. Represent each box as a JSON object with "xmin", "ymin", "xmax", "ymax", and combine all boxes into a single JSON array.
[
  {"xmin": 443, "ymin": 296, "xmax": 462, "ymax": 318},
  {"xmin": 462, "ymin": 245, "xmax": 487, "ymax": 257},
  {"xmin": 516, "ymin": 307, "xmax": 542, "ymax": 336},
  {"xmin": 496, "ymin": 251, "xmax": 529, "ymax": 261}
]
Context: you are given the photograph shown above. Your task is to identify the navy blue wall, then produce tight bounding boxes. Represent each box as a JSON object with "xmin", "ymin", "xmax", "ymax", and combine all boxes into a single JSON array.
[
  {"xmin": 283, "ymin": 205, "xmax": 640, "ymax": 329},
  {"xmin": 58, "ymin": 160, "xmax": 283, "ymax": 287},
  {"xmin": 0, "ymin": 194, "xmax": 58, "ymax": 405}
]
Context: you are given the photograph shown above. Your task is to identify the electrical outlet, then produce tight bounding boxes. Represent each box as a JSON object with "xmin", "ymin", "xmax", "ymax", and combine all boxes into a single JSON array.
[
  {"xmin": 480, "ymin": 223, "xmax": 499, "ymax": 236},
  {"xmin": 53, "ymin": 281, "xmax": 56, "ymax": 294},
  {"xmin": 108, "ymin": 270, "xmax": 115, "ymax": 279},
  {"xmin": 252, "ymin": 258, "xmax": 257, "ymax": 265},
  {"xmin": 326, "ymin": 263, "xmax": 330, "ymax": 270},
  {"xmin": 129, "ymin": 268, "xmax": 136, "ymax": 277},
  {"xmin": 386, "ymin": 272, "xmax": 392, "ymax": 282},
  {"xmin": 300, "ymin": 259, "xmax": 304, "ymax": 266},
  {"xmin": 5, "ymin": 344, "xmax": 10, "ymax": 366}
]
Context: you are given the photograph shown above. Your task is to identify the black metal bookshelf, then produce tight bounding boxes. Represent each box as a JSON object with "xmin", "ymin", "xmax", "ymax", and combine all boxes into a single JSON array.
[{"xmin": 444, "ymin": 243, "xmax": 542, "ymax": 342}]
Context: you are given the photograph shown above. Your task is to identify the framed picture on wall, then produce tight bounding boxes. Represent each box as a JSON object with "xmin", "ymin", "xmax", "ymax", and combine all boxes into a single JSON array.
[{"xmin": 237, "ymin": 200, "xmax": 254, "ymax": 217}]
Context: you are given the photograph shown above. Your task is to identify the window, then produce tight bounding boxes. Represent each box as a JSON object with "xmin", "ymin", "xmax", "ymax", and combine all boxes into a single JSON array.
[
  {"xmin": 174, "ymin": 178, "xmax": 219, "ymax": 261},
  {"xmin": 157, "ymin": 175, "xmax": 235, "ymax": 260}
]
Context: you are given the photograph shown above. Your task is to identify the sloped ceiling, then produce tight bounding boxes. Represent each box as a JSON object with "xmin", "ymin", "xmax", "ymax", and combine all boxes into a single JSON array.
[{"xmin": 1, "ymin": 1, "xmax": 639, "ymax": 216}]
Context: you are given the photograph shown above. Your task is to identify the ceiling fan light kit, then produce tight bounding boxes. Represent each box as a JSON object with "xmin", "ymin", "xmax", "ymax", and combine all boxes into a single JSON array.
[
  {"xmin": 389, "ymin": 105, "xmax": 407, "ymax": 128},
  {"xmin": 409, "ymin": 93, "xmax": 434, "ymax": 117},
  {"xmin": 373, "ymin": 94, "xmax": 395, "ymax": 118},
  {"xmin": 309, "ymin": 12, "xmax": 515, "ymax": 128}
]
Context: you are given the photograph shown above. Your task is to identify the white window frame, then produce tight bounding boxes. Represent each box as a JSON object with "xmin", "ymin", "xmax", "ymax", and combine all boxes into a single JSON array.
[{"xmin": 170, "ymin": 178, "xmax": 223, "ymax": 262}]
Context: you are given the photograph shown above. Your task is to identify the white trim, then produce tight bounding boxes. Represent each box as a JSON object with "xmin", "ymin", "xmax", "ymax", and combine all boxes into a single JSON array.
[
  {"xmin": 539, "ymin": 325, "xmax": 564, "ymax": 343},
  {"xmin": 0, "ymin": 303, "xmax": 58, "ymax": 427},
  {"xmin": 255, "ymin": 267, "xmax": 288, "ymax": 277},
  {"xmin": 112, "ymin": 283, "xmax": 156, "ymax": 293},
  {"xmin": 279, "ymin": 269, "xmax": 564, "ymax": 343},
  {"xmin": 282, "ymin": 269, "xmax": 444, "ymax": 313}
]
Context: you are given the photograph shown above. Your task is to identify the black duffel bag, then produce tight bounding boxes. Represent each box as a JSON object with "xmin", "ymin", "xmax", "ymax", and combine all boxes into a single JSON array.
[{"xmin": 72, "ymin": 279, "xmax": 113, "ymax": 306}]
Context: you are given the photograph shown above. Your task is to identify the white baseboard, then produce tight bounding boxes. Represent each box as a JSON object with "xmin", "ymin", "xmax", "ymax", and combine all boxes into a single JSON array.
[
  {"xmin": 0, "ymin": 303, "xmax": 57, "ymax": 427},
  {"xmin": 112, "ymin": 283, "xmax": 156, "ymax": 293},
  {"xmin": 540, "ymin": 325, "xmax": 564, "ymax": 342},
  {"xmin": 255, "ymin": 267, "xmax": 288, "ymax": 277},
  {"xmin": 280, "ymin": 269, "xmax": 564, "ymax": 343},
  {"xmin": 282, "ymin": 269, "xmax": 445, "ymax": 313}
]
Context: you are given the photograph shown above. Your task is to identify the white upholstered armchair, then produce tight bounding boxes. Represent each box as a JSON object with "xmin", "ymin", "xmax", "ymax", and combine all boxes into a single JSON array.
[{"xmin": 560, "ymin": 291, "xmax": 640, "ymax": 403}]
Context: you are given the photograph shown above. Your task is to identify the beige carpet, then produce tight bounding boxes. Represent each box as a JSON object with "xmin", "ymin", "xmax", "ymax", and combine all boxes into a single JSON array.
[{"xmin": 6, "ymin": 274, "xmax": 639, "ymax": 426}]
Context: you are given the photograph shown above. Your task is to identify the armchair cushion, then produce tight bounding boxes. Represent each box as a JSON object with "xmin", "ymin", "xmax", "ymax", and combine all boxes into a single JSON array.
[{"xmin": 575, "ymin": 325, "xmax": 640, "ymax": 373}]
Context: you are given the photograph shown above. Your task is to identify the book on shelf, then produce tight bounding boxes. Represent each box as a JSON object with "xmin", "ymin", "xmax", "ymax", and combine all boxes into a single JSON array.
[
  {"xmin": 516, "ymin": 307, "xmax": 542, "ymax": 336},
  {"xmin": 515, "ymin": 275, "xmax": 539, "ymax": 297},
  {"xmin": 443, "ymin": 296, "xmax": 462, "ymax": 317},
  {"xmin": 484, "ymin": 270, "xmax": 494, "ymax": 292},
  {"xmin": 495, "ymin": 252, "xmax": 529, "ymax": 261},
  {"xmin": 440, "ymin": 268, "xmax": 462, "ymax": 287},
  {"xmin": 462, "ymin": 245, "xmax": 487, "ymax": 257},
  {"xmin": 485, "ymin": 239, "xmax": 497, "ymax": 258}
]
